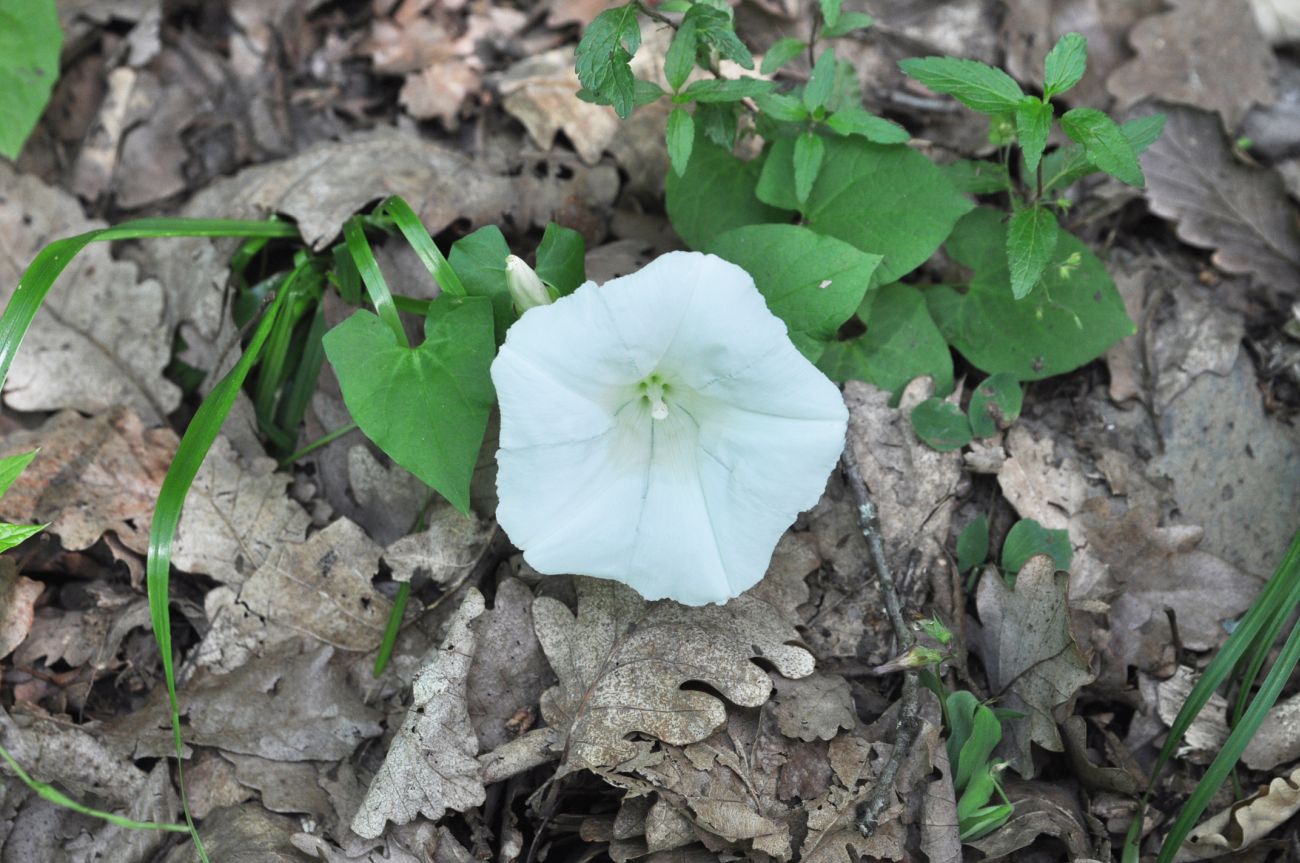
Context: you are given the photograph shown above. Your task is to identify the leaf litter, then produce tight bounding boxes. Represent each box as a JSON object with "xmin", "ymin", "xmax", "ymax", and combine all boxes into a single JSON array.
[{"xmin": 4, "ymin": 1, "xmax": 1300, "ymax": 861}]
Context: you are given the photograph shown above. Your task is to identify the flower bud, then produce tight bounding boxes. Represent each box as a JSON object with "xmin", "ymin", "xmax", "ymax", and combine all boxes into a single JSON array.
[
  {"xmin": 872, "ymin": 645, "xmax": 945, "ymax": 675},
  {"xmin": 505, "ymin": 255, "xmax": 552, "ymax": 313}
]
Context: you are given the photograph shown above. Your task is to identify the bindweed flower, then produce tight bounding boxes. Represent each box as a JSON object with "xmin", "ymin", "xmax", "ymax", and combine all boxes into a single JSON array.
[
  {"xmin": 490, "ymin": 251, "xmax": 848, "ymax": 605},
  {"xmin": 504, "ymin": 254, "xmax": 552, "ymax": 313}
]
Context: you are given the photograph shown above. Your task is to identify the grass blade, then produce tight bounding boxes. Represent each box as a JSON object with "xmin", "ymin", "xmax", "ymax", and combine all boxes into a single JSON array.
[
  {"xmin": 342, "ymin": 216, "xmax": 407, "ymax": 346},
  {"xmin": 375, "ymin": 196, "xmax": 466, "ymax": 297}
]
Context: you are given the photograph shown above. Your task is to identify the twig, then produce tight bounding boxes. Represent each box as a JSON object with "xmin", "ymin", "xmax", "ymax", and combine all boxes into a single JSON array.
[{"xmin": 840, "ymin": 442, "xmax": 923, "ymax": 838}]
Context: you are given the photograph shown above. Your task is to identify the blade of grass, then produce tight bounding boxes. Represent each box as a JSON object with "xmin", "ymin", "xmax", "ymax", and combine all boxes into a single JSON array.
[
  {"xmin": 342, "ymin": 216, "xmax": 407, "ymax": 346},
  {"xmin": 146, "ymin": 289, "xmax": 289, "ymax": 862},
  {"xmin": 375, "ymin": 196, "xmax": 466, "ymax": 297},
  {"xmin": 0, "ymin": 217, "xmax": 298, "ymax": 392},
  {"xmin": 372, "ymin": 582, "xmax": 412, "ymax": 677},
  {"xmin": 274, "ymin": 301, "xmax": 329, "ymax": 442},
  {"xmin": 276, "ymin": 422, "xmax": 359, "ymax": 469},
  {"xmin": 0, "ymin": 743, "xmax": 190, "ymax": 833}
]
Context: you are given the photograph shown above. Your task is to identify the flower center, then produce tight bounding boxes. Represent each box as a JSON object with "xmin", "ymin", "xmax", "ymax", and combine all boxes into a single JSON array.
[{"xmin": 638, "ymin": 373, "xmax": 671, "ymax": 421}]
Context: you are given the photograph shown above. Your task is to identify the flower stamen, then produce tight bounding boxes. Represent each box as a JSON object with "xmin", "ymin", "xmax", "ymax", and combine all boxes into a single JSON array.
[{"xmin": 639, "ymin": 374, "xmax": 670, "ymax": 421}]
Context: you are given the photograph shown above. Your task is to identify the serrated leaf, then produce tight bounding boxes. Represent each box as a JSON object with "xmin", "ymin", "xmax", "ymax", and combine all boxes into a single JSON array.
[
  {"xmin": 1015, "ymin": 98, "xmax": 1052, "ymax": 177},
  {"xmin": 682, "ymin": 76, "xmax": 774, "ymax": 103},
  {"xmin": 687, "ymin": 4, "xmax": 753, "ymax": 69},
  {"xmin": 817, "ymin": 282, "xmax": 954, "ymax": 397},
  {"xmin": 322, "ymin": 295, "xmax": 496, "ymax": 515},
  {"xmin": 957, "ymin": 515, "xmax": 991, "ymax": 574},
  {"xmin": 754, "ymin": 92, "xmax": 807, "ymax": 122},
  {"xmin": 534, "ymin": 223, "xmax": 585, "ymax": 295},
  {"xmin": 1007, "ymin": 205, "xmax": 1059, "ymax": 300},
  {"xmin": 1061, "ymin": 107, "xmax": 1143, "ymax": 186},
  {"xmin": 1043, "ymin": 32, "xmax": 1087, "ymax": 98},
  {"xmin": 1041, "ymin": 113, "xmax": 1165, "ymax": 193},
  {"xmin": 574, "ymin": 4, "xmax": 641, "ymax": 118},
  {"xmin": 706, "ymin": 223, "xmax": 880, "ymax": 360},
  {"xmin": 757, "ymin": 135, "xmax": 973, "ymax": 283},
  {"xmin": 761, "ymin": 37, "xmax": 806, "ymax": 75},
  {"xmin": 1001, "ymin": 519, "xmax": 1072, "ymax": 575},
  {"xmin": 926, "ymin": 207, "xmax": 1133, "ymax": 380},
  {"xmin": 825, "ymin": 107, "xmax": 910, "ymax": 143},
  {"xmin": 0, "ymin": 0, "xmax": 61, "ymax": 160},
  {"xmin": 822, "ymin": 11, "xmax": 874, "ymax": 38},
  {"xmin": 941, "ymin": 159, "xmax": 1009, "ymax": 195},
  {"xmin": 804, "ymin": 48, "xmax": 837, "ymax": 112},
  {"xmin": 910, "ymin": 398, "xmax": 972, "ymax": 452},
  {"xmin": 667, "ymin": 107, "xmax": 695, "ymax": 176},
  {"xmin": 898, "ymin": 56, "xmax": 1025, "ymax": 115},
  {"xmin": 694, "ymin": 101, "xmax": 741, "ymax": 148},
  {"xmin": 666, "ymin": 136, "xmax": 792, "ymax": 249},
  {"xmin": 967, "ymin": 372, "xmax": 1022, "ymax": 437},
  {"xmin": 664, "ymin": 17, "xmax": 697, "ymax": 92},
  {"xmin": 793, "ymin": 132, "xmax": 825, "ymax": 204}
]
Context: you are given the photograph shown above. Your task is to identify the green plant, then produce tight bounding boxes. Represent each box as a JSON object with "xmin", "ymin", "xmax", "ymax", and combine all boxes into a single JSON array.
[
  {"xmin": 954, "ymin": 515, "xmax": 1071, "ymax": 591},
  {"xmin": 0, "ymin": 0, "xmax": 62, "ymax": 160}
]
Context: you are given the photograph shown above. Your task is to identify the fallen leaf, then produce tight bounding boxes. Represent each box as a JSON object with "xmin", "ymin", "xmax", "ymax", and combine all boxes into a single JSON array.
[
  {"xmin": 1107, "ymin": 0, "xmax": 1275, "ymax": 129},
  {"xmin": 0, "ymin": 561, "xmax": 42, "ymax": 660},
  {"xmin": 238, "ymin": 517, "xmax": 392, "ymax": 652},
  {"xmin": 1176, "ymin": 764, "xmax": 1300, "ymax": 861},
  {"xmin": 400, "ymin": 61, "xmax": 480, "ymax": 127},
  {"xmin": 345, "ymin": 443, "xmax": 428, "ymax": 546},
  {"xmin": 971, "ymin": 555, "xmax": 1097, "ymax": 777},
  {"xmin": 14, "ymin": 580, "xmax": 150, "ymax": 671},
  {"xmin": 1243, "ymin": 690, "xmax": 1300, "ymax": 771},
  {"xmin": 466, "ymin": 577, "xmax": 555, "ymax": 751},
  {"xmin": 500, "ymin": 47, "xmax": 621, "ymax": 165},
  {"xmin": 163, "ymin": 804, "xmax": 309, "ymax": 863},
  {"xmin": 0, "ymin": 408, "xmax": 176, "ymax": 553},
  {"xmin": 1141, "ymin": 105, "xmax": 1300, "ymax": 293},
  {"xmin": 64, "ymin": 762, "xmax": 179, "ymax": 863},
  {"xmin": 771, "ymin": 674, "xmax": 856, "ymax": 743},
  {"xmin": 534, "ymin": 576, "xmax": 815, "ymax": 776},
  {"xmin": 967, "ymin": 779, "xmax": 1093, "ymax": 859},
  {"xmin": 171, "ymin": 436, "xmax": 313, "ymax": 588},
  {"xmin": 382, "ymin": 502, "xmax": 492, "ymax": 585},
  {"xmin": 1151, "ymin": 666, "xmax": 1231, "ymax": 764},
  {"xmin": 0, "ymin": 705, "xmax": 151, "ymax": 806},
  {"xmin": 352, "ymin": 589, "xmax": 486, "ymax": 839},
  {"xmin": 0, "ymin": 164, "xmax": 181, "ymax": 421}
]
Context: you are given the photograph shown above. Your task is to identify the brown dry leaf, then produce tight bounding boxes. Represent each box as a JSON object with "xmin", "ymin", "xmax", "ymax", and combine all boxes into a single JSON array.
[
  {"xmin": 382, "ymin": 501, "xmax": 492, "ymax": 585},
  {"xmin": 0, "ymin": 561, "xmax": 42, "ymax": 660},
  {"xmin": 967, "ymin": 779, "xmax": 1093, "ymax": 859},
  {"xmin": 0, "ymin": 408, "xmax": 175, "ymax": 553},
  {"xmin": 1141, "ymin": 105, "xmax": 1300, "ymax": 293},
  {"xmin": 0, "ymin": 165, "xmax": 181, "ymax": 421},
  {"xmin": 400, "ymin": 61, "xmax": 480, "ymax": 126},
  {"xmin": 1176, "ymin": 764, "xmax": 1300, "ymax": 861},
  {"xmin": 14, "ymin": 580, "xmax": 150, "ymax": 672},
  {"xmin": 352, "ymin": 589, "xmax": 486, "ymax": 839},
  {"xmin": 971, "ymin": 555, "xmax": 1096, "ymax": 777},
  {"xmin": 163, "ymin": 805, "xmax": 308, "ymax": 863},
  {"xmin": 1243, "ymin": 690, "xmax": 1300, "ymax": 770},
  {"xmin": 1151, "ymin": 666, "xmax": 1231, "ymax": 764},
  {"xmin": 466, "ymin": 577, "xmax": 554, "ymax": 751},
  {"xmin": 500, "ymin": 47, "xmax": 622, "ymax": 165},
  {"xmin": 171, "ymin": 436, "xmax": 313, "ymax": 588},
  {"xmin": 0, "ymin": 705, "xmax": 151, "ymax": 807},
  {"xmin": 545, "ymin": 0, "xmax": 609, "ymax": 27},
  {"xmin": 534, "ymin": 576, "xmax": 814, "ymax": 776},
  {"xmin": 238, "ymin": 517, "xmax": 392, "ymax": 652},
  {"xmin": 1108, "ymin": 0, "xmax": 1275, "ymax": 129},
  {"xmin": 771, "ymin": 674, "xmax": 855, "ymax": 743}
]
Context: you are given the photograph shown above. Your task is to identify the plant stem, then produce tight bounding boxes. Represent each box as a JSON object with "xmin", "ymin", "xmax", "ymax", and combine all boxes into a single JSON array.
[{"xmin": 277, "ymin": 422, "xmax": 359, "ymax": 469}]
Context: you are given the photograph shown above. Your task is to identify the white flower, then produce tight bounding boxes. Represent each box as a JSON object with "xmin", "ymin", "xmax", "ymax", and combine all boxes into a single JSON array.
[
  {"xmin": 504, "ymin": 255, "xmax": 551, "ymax": 312},
  {"xmin": 490, "ymin": 251, "xmax": 848, "ymax": 605}
]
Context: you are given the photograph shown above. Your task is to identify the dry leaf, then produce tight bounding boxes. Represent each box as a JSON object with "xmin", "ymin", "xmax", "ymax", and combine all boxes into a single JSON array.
[
  {"xmin": 535, "ymin": 576, "xmax": 814, "ymax": 776},
  {"xmin": 14, "ymin": 580, "xmax": 149, "ymax": 671},
  {"xmin": 968, "ymin": 779, "xmax": 1093, "ymax": 859},
  {"xmin": 238, "ymin": 518, "xmax": 392, "ymax": 652},
  {"xmin": 171, "ymin": 436, "xmax": 313, "ymax": 588},
  {"xmin": 500, "ymin": 47, "xmax": 623, "ymax": 165},
  {"xmin": 0, "ymin": 706, "xmax": 150, "ymax": 806},
  {"xmin": 164, "ymin": 804, "xmax": 309, "ymax": 863},
  {"xmin": 466, "ymin": 577, "xmax": 554, "ymax": 751},
  {"xmin": 0, "ymin": 164, "xmax": 181, "ymax": 421},
  {"xmin": 0, "ymin": 561, "xmax": 42, "ymax": 660},
  {"xmin": 1141, "ymin": 105, "xmax": 1300, "ymax": 292},
  {"xmin": 352, "ymin": 589, "xmax": 486, "ymax": 839},
  {"xmin": 400, "ymin": 61, "xmax": 480, "ymax": 126},
  {"xmin": 1151, "ymin": 666, "xmax": 1231, "ymax": 764},
  {"xmin": 1176, "ymin": 764, "xmax": 1300, "ymax": 861},
  {"xmin": 0, "ymin": 408, "xmax": 176, "ymax": 553},
  {"xmin": 382, "ymin": 502, "xmax": 492, "ymax": 585},
  {"xmin": 771, "ymin": 674, "xmax": 856, "ymax": 743},
  {"xmin": 971, "ymin": 555, "xmax": 1096, "ymax": 777},
  {"xmin": 1108, "ymin": 0, "xmax": 1275, "ymax": 129}
]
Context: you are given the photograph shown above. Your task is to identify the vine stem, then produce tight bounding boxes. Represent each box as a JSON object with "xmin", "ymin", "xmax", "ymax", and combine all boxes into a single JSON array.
[{"xmin": 840, "ymin": 441, "xmax": 923, "ymax": 837}]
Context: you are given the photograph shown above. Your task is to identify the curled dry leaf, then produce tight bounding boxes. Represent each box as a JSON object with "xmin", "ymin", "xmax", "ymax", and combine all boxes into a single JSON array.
[
  {"xmin": 352, "ymin": 589, "xmax": 487, "ymax": 839},
  {"xmin": 0, "ymin": 407, "xmax": 175, "ymax": 553},
  {"xmin": 1141, "ymin": 105, "xmax": 1300, "ymax": 293},
  {"xmin": 971, "ymin": 555, "xmax": 1096, "ymax": 778},
  {"xmin": 1107, "ymin": 0, "xmax": 1275, "ymax": 129},
  {"xmin": 0, "ymin": 561, "xmax": 42, "ymax": 660},
  {"xmin": 1176, "ymin": 764, "xmax": 1300, "ymax": 861},
  {"xmin": 0, "ymin": 164, "xmax": 180, "ymax": 421},
  {"xmin": 535, "ymin": 576, "xmax": 815, "ymax": 776},
  {"xmin": 382, "ymin": 503, "xmax": 492, "ymax": 586}
]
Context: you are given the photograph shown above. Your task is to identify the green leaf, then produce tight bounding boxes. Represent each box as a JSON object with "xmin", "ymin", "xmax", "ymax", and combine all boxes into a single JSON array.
[
  {"xmin": 0, "ymin": 0, "xmax": 61, "ymax": 160},
  {"xmin": 898, "ymin": 56, "xmax": 1025, "ymax": 115},
  {"xmin": 1002, "ymin": 519, "xmax": 1072, "ymax": 576},
  {"xmin": 959, "ymin": 800, "xmax": 1013, "ymax": 842},
  {"xmin": 822, "ymin": 11, "xmax": 874, "ymax": 37},
  {"xmin": 957, "ymin": 516, "xmax": 990, "ymax": 574},
  {"xmin": 909, "ymin": 398, "xmax": 971, "ymax": 452},
  {"xmin": 449, "ymin": 225, "xmax": 515, "ymax": 344},
  {"xmin": 694, "ymin": 101, "xmax": 742, "ymax": 148},
  {"xmin": 967, "ymin": 372, "xmax": 1022, "ymax": 437},
  {"xmin": 761, "ymin": 37, "xmax": 806, "ymax": 75},
  {"xmin": 1061, "ymin": 107, "xmax": 1143, "ymax": 186},
  {"xmin": 323, "ymin": 295, "xmax": 496, "ymax": 515},
  {"xmin": 682, "ymin": 77, "xmax": 774, "ymax": 103},
  {"xmin": 1042, "ymin": 113, "xmax": 1164, "ymax": 193},
  {"xmin": 926, "ymin": 207, "xmax": 1134, "ymax": 380},
  {"xmin": 955, "ymin": 704, "xmax": 1003, "ymax": 793},
  {"xmin": 534, "ymin": 223, "xmax": 585, "ymax": 295},
  {"xmin": 817, "ymin": 282, "xmax": 953, "ymax": 397},
  {"xmin": 666, "ymin": 136, "xmax": 792, "ymax": 250},
  {"xmin": 574, "ymin": 4, "xmax": 641, "ymax": 118},
  {"xmin": 803, "ymin": 48, "xmax": 837, "ymax": 112},
  {"xmin": 754, "ymin": 92, "xmax": 807, "ymax": 122},
  {"xmin": 0, "ymin": 449, "xmax": 37, "ymax": 499},
  {"xmin": 825, "ymin": 107, "xmax": 910, "ymax": 144},
  {"xmin": 667, "ymin": 107, "xmax": 695, "ymax": 177},
  {"xmin": 757, "ymin": 135, "xmax": 973, "ymax": 283},
  {"xmin": 686, "ymin": 4, "xmax": 754, "ymax": 69},
  {"xmin": 664, "ymin": 17, "xmax": 698, "ymax": 92},
  {"xmin": 1007, "ymin": 205, "xmax": 1059, "ymax": 300},
  {"xmin": 940, "ymin": 159, "xmax": 1009, "ymax": 195},
  {"xmin": 633, "ymin": 78, "xmax": 666, "ymax": 107},
  {"xmin": 820, "ymin": 0, "xmax": 842, "ymax": 27},
  {"xmin": 706, "ymin": 224, "xmax": 880, "ymax": 360},
  {"xmin": 0, "ymin": 522, "xmax": 43, "ymax": 553},
  {"xmin": 1015, "ymin": 98, "xmax": 1052, "ymax": 177},
  {"xmin": 1043, "ymin": 32, "xmax": 1087, "ymax": 98},
  {"xmin": 793, "ymin": 132, "xmax": 825, "ymax": 204}
]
